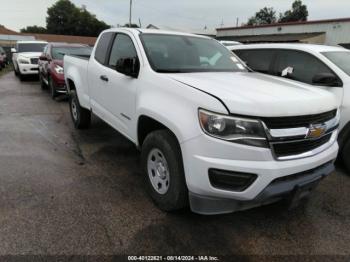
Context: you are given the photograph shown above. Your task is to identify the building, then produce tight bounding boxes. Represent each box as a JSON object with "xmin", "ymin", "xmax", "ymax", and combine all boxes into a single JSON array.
[
  {"xmin": 216, "ymin": 17, "xmax": 350, "ymax": 48},
  {"xmin": 0, "ymin": 25, "xmax": 97, "ymax": 62},
  {"xmin": 21, "ymin": 33, "xmax": 97, "ymax": 46}
]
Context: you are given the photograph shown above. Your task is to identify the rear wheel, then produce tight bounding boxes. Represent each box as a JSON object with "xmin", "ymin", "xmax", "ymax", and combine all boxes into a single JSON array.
[
  {"xmin": 342, "ymin": 139, "xmax": 350, "ymax": 174},
  {"xmin": 69, "ymin": 90, "xmax": 91, "ymax": 129},
  {"xmin": 141, "ymin": 130, "xmax": 188, "ymax": 212}
]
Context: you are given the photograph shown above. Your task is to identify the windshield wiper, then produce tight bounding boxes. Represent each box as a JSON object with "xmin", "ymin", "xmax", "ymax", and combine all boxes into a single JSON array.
[{"xmin": 155, "ymin": 69, "xmax": 184, "ymax": 73}]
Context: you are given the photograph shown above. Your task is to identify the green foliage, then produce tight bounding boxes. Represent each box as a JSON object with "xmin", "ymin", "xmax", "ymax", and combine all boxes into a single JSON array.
[
  {"xmin": 46, "ymin": 0, "xmax": 110, "ymax": 36},
  {"xmin": 246, "ymin": 0, "xmax": 308, "ymax": 26},
  {"xmin": 247, "ymin": 7, "xmax": 277, "ymax": 26},
  {"xmin": 20, "ymin": 26, "xmax": 47, "ymax": 34},
  {"xmin": 279, "ymin": 0, "xmax": 309, "ymax": 23}
]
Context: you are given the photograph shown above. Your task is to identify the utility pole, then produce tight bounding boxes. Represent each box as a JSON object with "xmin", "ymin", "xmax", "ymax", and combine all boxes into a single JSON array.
[
  {"xmin": 129, "ymin": 0, "xmax": 133, "ymax": 27},
  {"xmin": 220, "ymin": 19, "xmax": 224, "ymax": 28}
]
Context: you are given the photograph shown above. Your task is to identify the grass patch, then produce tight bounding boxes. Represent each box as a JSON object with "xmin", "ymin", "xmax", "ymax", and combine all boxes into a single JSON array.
[{"xmin": 0, "ymin": 64, "xmax": 13, "ymax": 78}]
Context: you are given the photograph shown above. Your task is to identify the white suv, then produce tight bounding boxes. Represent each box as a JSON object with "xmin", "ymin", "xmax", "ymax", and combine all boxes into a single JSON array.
[
  {"xmin": 231, "ymin": 44, "xmax": 350, "ymax": 172},
  {"xmin": 12, "ymin": 41, "xmax": 47, "ymax": 80}
]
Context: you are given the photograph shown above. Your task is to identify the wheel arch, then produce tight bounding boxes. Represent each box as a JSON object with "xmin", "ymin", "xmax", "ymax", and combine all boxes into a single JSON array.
[{"xmin": 137, "ymin": 115, "xmax": 181, "ymax": 148}]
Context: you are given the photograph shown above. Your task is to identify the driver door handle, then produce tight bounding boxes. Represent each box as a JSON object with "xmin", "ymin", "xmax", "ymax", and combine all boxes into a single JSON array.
[{"xmin": 100, "ymin": 75, "xmax": 109, "ymax": 82}]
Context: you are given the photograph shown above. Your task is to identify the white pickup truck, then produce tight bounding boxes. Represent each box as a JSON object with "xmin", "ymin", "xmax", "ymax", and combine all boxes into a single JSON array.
[{"xmin": 64, "ymin": 28, "xmax": 339, "ymax": 215}]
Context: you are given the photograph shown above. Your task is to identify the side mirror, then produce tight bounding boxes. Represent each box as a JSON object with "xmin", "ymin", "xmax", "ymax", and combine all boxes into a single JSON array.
[
  {"xmin": 39, "ymin": 55, "xmax": 48, "ymax": 61},
  {"xmin": 312, "ymin": 73, "xmax": 342, "ymax": 87},
  {"xmin": 11, "ymin": 48, "xmax": 17, "ymax": 53},
  {"xmin": 115, "ymin": 57, "xmax": 140, "ymax": 78}
]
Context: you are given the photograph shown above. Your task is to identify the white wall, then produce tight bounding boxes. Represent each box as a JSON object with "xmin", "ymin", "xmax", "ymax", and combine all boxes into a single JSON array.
[{"xmin": 217, "ymin": 21, "xmax": 350, "ymax": 45}]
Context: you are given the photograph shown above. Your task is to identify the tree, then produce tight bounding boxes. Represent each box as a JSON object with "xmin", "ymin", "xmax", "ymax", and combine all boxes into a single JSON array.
[
  {"xmin": 247, "ymin": 7, "xmax": 277, "ymax": 26},
  {"xmin": 46, "ymin": 0, "xmax": 110, "ymax": 36},
  {"xmin": 123, "ymin": 23, "xmax": 140, "ymax": 28},
  {"xmin": 279, "ymin": 0, "xmax": 309, "ymax": 23},
  {"xmin": 20, "ymin": 26, "xmax": 47, "ymax": 34}
]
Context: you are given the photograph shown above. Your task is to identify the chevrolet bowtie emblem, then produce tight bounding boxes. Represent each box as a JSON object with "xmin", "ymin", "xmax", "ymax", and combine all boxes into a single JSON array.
[{"xmin": 306, "ymin": 124, "xmax": 327, "ymax": 139}]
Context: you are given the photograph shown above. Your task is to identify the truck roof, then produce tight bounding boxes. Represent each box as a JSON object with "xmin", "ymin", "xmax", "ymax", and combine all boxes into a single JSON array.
[
  {"xmin": 229, "ymin": 43, "xmax": 348, "ymax": 53},
  {"xmin": 103, "ymin": 28, "xmax": 210, "ymax": 39},
  {"xmin": 16, "ymin": 40, "xmax": 48, "ymax": 44}
]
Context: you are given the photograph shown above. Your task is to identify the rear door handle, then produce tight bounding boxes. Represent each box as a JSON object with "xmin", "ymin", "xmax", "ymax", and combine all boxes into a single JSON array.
[{"xmin": 100, "ymin": 75, "xmax": 109, "ymax": 82}]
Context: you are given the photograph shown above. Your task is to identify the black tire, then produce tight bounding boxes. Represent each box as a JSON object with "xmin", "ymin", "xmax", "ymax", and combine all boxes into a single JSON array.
[
  {"xmin": 48, "ymin": 77, "xmax": 57, "ymax": 99},
  {"xmin": 69, "ymin": 90, "xmax": 91, "ymax": 129},
  {"xmin": 342, "ymin": 139, "xmax": 350, "ymax": 174},
  {"xmin": 19, "ymin": 72, "xmax": 24, "ymax": 81},
  {"xmin": 39, "ymin": 74, "xmax": 47, "ymax": 90},
  {"xmin": 141, "ymin": 130, "xmax": 188, "ymax": 212}
]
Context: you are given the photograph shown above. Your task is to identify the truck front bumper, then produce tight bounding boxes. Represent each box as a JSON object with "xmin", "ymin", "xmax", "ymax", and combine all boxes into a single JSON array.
[
  {"xmin": 181, "ymin": 133, "xmax": 338, "ymax": 215},
  {"xmin": 189, "ymin": 162, "xmax": 334, "ymax": 215}
]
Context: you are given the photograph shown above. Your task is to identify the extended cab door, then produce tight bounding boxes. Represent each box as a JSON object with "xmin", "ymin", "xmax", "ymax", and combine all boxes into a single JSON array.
[{"xmin": 273, "ymin": 49, "xmax": 344, "ymax": 105}]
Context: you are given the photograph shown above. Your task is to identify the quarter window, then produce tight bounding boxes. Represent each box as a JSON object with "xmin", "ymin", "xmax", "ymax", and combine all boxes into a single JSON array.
[
  {"xmin": 108, "ymin": 34, "xmax": 137, "ymax": 68},
  {"xmin": 94, "ymin": 32, "xmax": 114, "ymax": 65}
]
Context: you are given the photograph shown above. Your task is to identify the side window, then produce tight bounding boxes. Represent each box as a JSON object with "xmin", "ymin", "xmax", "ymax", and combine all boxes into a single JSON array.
[
  {"xmin": 234, "ymin": 49, "xmax": 275, "ymax": 74},
  {"xmin": 108, "ymin": 34, "xmax": 137, "ymax": 68},
  {"xmin": 275, "ymin": 50, "xmax": 333, "ymax": 85},
  {"xmin": 94, "ymin": 32, "xmax": 114, "ymax": 65}
]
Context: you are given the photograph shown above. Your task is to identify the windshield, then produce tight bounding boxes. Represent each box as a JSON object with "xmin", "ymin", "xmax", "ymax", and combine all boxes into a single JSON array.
[
  {"xmin": 141, "ymin": 34, "xmax": 247, "ymax": 73},
  {"xmin": 322, "ymin": 51, "xmax": 350, "ymax": 76},
  {"xmin": 17, "ymin": 43, "xmax": 46, "ymax": 53},
  {"xmin": 52, "ymin": 46, "xmax": 92, "ymax": 60}
]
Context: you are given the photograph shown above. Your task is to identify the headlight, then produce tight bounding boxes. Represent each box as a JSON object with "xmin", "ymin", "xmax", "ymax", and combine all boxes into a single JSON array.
[
  {"xmin": 54, "ymin": 65, "xmax": 64, "ymax": 74},
  {"xmin": 18, "ymin": 58, "xmax": 30, "ymax": 64},
  {"xmin": 198, "ymin": 109, "xmax": 268, "ymax": 147}
]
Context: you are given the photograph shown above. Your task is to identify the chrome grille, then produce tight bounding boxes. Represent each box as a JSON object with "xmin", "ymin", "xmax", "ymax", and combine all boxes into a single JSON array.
[
  {"xmin": 30, "ymin": 58, "xmax": 39, "ymax": 65},
  {"xmin": 272, "ymin": 134, "xmax": 332, "ymax": 158},
  {"xmin": 261, "ymin": 110, "xmax": 337, "ymax": 129}
]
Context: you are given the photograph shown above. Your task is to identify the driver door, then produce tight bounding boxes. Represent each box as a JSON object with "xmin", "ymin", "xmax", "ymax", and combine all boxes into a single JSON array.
[{"xmin": 99, "ymin": 33, "xmax": 140, "ymax": 140}]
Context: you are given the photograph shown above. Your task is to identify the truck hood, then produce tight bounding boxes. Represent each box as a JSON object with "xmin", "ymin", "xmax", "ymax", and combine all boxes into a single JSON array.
[
  {"xmin": 167, "ymin": 72, "xmax": 337, "ymax": 117},
  {"xmin": 17, "ymin": 52, "xmax": 42, "ymax": 59}
]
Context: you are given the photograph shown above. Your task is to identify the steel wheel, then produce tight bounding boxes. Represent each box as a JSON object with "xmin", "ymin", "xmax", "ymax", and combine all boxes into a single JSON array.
[
  {"xmin": 71, "ymin": 97, "xmax": 78, "ymax": 121},
  {"xmin": 147, "ymin": 148, "xmax": 170, "ymax": 195}
]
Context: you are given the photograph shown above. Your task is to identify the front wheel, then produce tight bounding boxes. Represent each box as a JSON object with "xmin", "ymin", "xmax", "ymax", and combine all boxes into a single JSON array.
[
  {"xmin": 141, "ymin": 130, "xmax": 188, "ymax": 212},
  {"xmin": 49, "ymin": 77, "xmax": 57, "ymax": 99},
  {"xmin": 69, "ymin": 90, "xmax": 91, "ymax": 129},
  {"xmin": 342, "ymin": 139, "xmax": 350, "ymax": 174},
  {"xmin": 39, "ymin": 74, "xmax": 47, "ymax": 89}
]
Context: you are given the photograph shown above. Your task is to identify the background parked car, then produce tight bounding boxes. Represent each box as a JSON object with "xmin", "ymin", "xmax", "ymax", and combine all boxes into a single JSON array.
[
  {"xmin": 230, "ymin": 43, "xmax": 350, "ymax": 172},
  {"xmin": 220, "ymin": 40, "xmax": 242, "ymax": 46},
  {"xmin": 12, "ymin": 41, "xmax": 48, "ymax": 81},
  {"xmin": 0, "ymin": 46, "xmax": 7, "ymax": 69},
  {"xmin": 38, "ymin": 43, "xmax": 92, "ymax": 99}
]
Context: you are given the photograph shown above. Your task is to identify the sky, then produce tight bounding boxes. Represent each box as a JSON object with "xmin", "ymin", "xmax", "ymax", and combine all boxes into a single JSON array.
[{"xmin": 1, "ymin": 0, "xmax": 350, "ymax": 32}]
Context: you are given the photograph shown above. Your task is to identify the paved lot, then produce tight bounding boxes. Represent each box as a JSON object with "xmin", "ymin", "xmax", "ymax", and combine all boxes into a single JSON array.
[{"xmin": 0, "ymin": 72, "xmax": 349, "ymax": 256}]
